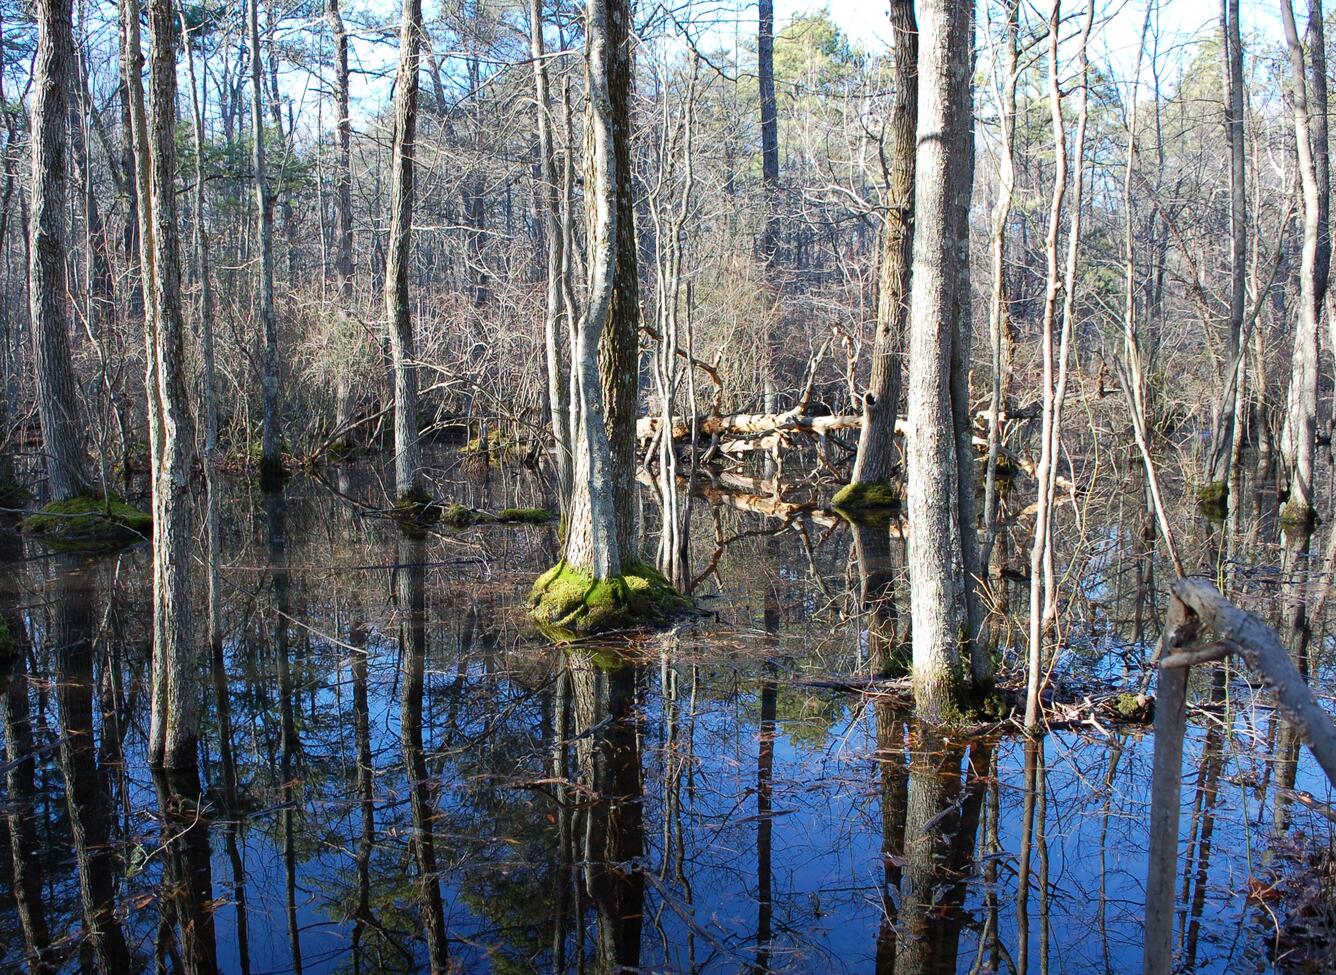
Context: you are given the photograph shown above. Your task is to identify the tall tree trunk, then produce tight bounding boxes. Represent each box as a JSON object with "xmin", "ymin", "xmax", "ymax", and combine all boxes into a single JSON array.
[
  {"xmin": 29, "ymin": 0, "xmax": 94, "ymax": 501},
  {"xmin": 385, "ymin": 0, "xmax": 426, "ymax": 501},
  {"xmin": 531, "ymin": 0, "xmax": 574, "ymax": 508},
  {"xmin": 906, "ymin": 0, "xmax": 978, "ymax": 720},
  {"xmin": 758, "ymin": 0, "xmax": 779, "ymax": 262},
  {"xmin": 144, "ymin": 0, "xmax": 198, "ymax": 770},
  {"xmin": 1205, "ymin": 0, "xmax": 1247, "ymax": 498},
  {"xmin": 251, "ymin": 0, "xmax": 283, "ymax": 485},
  {"xmin": 562, "ymin": 0, "xmax": 625, "ymax": 578},
  {"xmin": 598, "ymin": 0, "xmax": 640, "ymax": 564},
  {"xmin": 328, "ymin": 0, "xmax": 358, "ymax": 452},
  {"xmin": 845, "ymin": 0, "xmax": 917, "ymax": 497}
]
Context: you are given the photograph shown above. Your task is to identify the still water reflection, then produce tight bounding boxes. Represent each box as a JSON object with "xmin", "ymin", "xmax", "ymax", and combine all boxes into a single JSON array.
[{"xmin": 0, "ymin": 466, "xmax": 1332, "ymax": 973}]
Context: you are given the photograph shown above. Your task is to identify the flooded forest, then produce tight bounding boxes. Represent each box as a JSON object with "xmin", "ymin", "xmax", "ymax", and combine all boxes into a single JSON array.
[{"xmin": 2, "ymin": 0, "xmax": 1336, "ymax": 971}]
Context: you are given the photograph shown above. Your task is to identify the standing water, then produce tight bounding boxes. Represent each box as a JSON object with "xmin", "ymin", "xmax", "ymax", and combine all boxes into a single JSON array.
[{"xmin": 0, "ymin": 459, "xmax": 1331, "ymax": 973}]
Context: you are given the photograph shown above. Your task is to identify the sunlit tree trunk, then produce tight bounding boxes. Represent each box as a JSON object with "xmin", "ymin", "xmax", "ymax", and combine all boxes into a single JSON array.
[
  {"xmin": 598, "ymin": 0, "xmax": 641, "ymax": 564},
  {"xmin": 905, "ymin": 0, "xmax": 977, "ymax": 720},
  {"xmin": 1279, "ymin": 0, "xmax": 1327, "ymax": 530},
  {"xmin": 1205, "ymin": 0, "xmax": 1246, "ymax": 499},
  {"xmin": 328, "ymin": 0, "xmax": 357, "ymax": 452},
  {"xmin": 563, "ymin": 0, "xmax": 624, "ymax": 578},
  {"xmin": 141, "ymin": 0, "xmax": 198, "ymax": 770},
  {"xmin": 531, "ymin": 0, "xmax": 574, "ymax": 508},
  {"xmin": 385, "ymin": 0, "xmax": 426, "ymax": 501},
  {"xmin": 29, "ymin": 0, "xmax": 94, "ymax": 501},
  {"xmin": 846, "ymin": 0, "xmax": 916, "ymax": 497},
  {"xmin": 250, "ymin": 0, "xmax": 282, "ymax": 484}
]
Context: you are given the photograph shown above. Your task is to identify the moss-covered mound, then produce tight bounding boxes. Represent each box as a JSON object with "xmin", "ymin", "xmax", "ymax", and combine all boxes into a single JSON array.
[
  {"xmin": 831, "ymin": 480, "xmax": 902, "ymax": 513},
  {"xmin": 528, "ymin": 560, "xmax": 693, "ymax": 639},
  {"xmin": 20, "ymin": 494, "xmax": 152, "ymax": 551},
  {"xmin": 1196, "ymin": 480, "xmax": 1228, "ymax": 521},
  {"xmin": 496, "ymin": 507, "xmax": 554, "ymax": 524}
]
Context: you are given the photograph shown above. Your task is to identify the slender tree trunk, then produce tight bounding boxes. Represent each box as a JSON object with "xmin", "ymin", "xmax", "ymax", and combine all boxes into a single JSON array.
[
  {"xmin": 846, "ymin": 0, "xmax": 917, "ymax": 495},
  {"xmin": 1280, "ymin": 0, "xmax": 1326, "ymax": 528},
  {"xmin": 29, "ymin": 0, "xmax": 94, "ymax": 501},
  {"xmin": 906, "ymin": 0, "xmax": 977, "ymax": 720},
  {"xmin": 980, "ymin": 0, "xmax": 1018, "ymax": 577},
  {"xmin": 385, "ymin": 0, "xmax": 426, "ymax": 501},
  {"xmin": 328, "ymin": 0, "xmax": 357, "ymax": 452},
  {"xmin": 531, "ymin": 0, "xmax": 574, "ymax": 508},
  {"xmin": 562, "ymin": 0, "xmax": 624, "ymax": 578},
  {"xmin": 598, "ymin": 0, "xmax": 640, "ymax": 564},
  {"xmin": 144, "ymin": 0, "xmax": 198, "ymax": 770},
  {"xmin": 250, "ymin": 0, "xmax": 283, "ymax": 485},
  {"xmin": 1206, "ymin": 0, "xmax": 1246, "ymax": 496},
  {"xmin": 758, "ymin": 0, "xmax": 779, "ymax": 262}
]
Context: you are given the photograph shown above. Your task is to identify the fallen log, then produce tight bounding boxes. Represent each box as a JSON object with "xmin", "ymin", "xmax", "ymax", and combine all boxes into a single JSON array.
[{"xmin": 639, "ymin": 412, "xmax": 1077, "ymax": 498}]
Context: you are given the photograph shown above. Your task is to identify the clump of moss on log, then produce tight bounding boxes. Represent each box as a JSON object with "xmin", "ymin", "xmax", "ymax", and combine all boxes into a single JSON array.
[
  {"xmin": 528, "ymin": 560, "xmax": 692, "ymax": 639},
  {"xmin": 437, "ymin": 504, "xmax": 555, "ymax": 528},
  {"xmin": 1280, "ymin": 499, "xmax": 1318, "ymax": 532},
  {"xmin": 1196, "ymin": 480, "xmax": 1228, "ymax": 522},
  {"xmin": 20, "ymin": 494, "xmax": 152, "ymax": 551},
  {"xmin": 1105, "ymin": 692, "xmax": 1154, "ymax": 723}
]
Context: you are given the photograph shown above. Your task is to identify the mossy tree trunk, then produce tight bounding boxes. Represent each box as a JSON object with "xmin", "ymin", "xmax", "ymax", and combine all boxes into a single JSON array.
[
  {"xmin": 29, "ymin": 0, "xmax": 95, "ymax": 502},
  {"xmin": 385, "ymin": 0, "xmax": 426, "ymax": 502},
  {"xmin": 847, "ymin": 0, "xmax": 916, "ymax": 495}
]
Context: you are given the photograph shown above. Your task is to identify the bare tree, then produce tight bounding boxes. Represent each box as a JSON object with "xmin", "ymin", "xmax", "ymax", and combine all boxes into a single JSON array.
[
  {"xmin": 531, "ymin": 0, "xmax": 574, "ymax": 507},
  {"xmin": 251, "ymin": 0, "xmax": 282, "ymax": 484},
  {"xmin": 841, "ymin": 0, "xmax": 917, "ymax": 507},
  {"xmin": 905, "ymin": 0, "xmax": 980, "ymax": 719},
  {"xmin": 1203, "ymin": 0, "xmax": 1246, "ymax": 505},
  {"xmin": 29, "ymin": 0, "xmax": 94, "ymax": 502},
  {"xmin": 385, "ymin": 0, "xmax": 426, "ymax": 502}
]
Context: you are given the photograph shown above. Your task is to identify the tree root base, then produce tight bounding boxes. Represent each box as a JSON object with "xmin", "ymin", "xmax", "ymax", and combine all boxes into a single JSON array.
[
  {"xmin": 528, "ymin": 560, "xmax": 693, "ymax": 640},
  {"xmin": 19, "ymin": 494, "xmax": 152, "ymax": 552}
]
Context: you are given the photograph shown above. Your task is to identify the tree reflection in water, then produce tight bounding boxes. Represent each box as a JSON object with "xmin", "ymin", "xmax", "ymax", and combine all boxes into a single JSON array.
[{"xmin": 0, "ymin": 469, "xmax": 1330, "ymax": 974}]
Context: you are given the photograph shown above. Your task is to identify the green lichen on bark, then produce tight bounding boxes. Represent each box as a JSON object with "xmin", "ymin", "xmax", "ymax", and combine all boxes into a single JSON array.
[
  {"xmin": 528, "ymin": 560, "xmax": 692, "ymax": 639},
  {"xmin": 19, "ymin": 494, "xmax": 152, "ymax": 551}
]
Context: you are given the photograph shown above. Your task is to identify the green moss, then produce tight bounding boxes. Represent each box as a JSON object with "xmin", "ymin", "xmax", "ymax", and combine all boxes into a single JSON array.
[
  {"xmin": 1280, "ymin": 499, "xmax": 1317, "ymax": 531},
  {"xmin": 1107, "ymin": 692, "xmax": 1154, "ymax": 723},
  {"xmin": 528, "ymin": 560, "xmax": 693, "ymax": 639},
  {"xmin": 462, "ymin": 430, "xmax": 524, "ymax": 463},
  {"xmin": 1196, "ymin": 481, "xmax": 1229, "ymax": 521},
  {"xmin": 832, "ymin": 480, "xmax": 901, "ymax": 511},
  {"xmin": 392, "ymin": 488, "xmax": 443, "ymax": 534},
  {"xmin": 496, "ymin": 507, "xmax": 553, "ymax": 524},
  {"xmin": 20, "ymin": 494, "xmax": 152, "ymax": 551}
]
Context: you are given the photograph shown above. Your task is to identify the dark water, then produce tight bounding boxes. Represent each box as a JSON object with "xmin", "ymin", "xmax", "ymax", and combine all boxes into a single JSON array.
[{"xmin": 1, "ymin": 461, "xmax": 1332, "ymax": 974}]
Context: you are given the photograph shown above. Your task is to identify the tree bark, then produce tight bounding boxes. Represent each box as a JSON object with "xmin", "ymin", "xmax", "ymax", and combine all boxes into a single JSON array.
[
  {"xmin": 598, "ymin": 0, "xmax": 640, "ymax": 564},
  {"xmin": 1205, "ymin": 0, "xmax": 1246, "ymax": 494},
  {"xmin": 29, "ymin": 0, "xmax": 94, "ymax": 501},
  {"xmin": 906, "ymin": 0, "xmax": 977, "ymax": 720},
  {"xmin": 531, "ymin": 0, "xmax": 574, "ymax": 507},
  {"xmin": 847, "ymin": 0, "xmax": 916, "ymax": 491},
  {"xmin": 250, "ymin": 0, "xmax": 283, "ymax": 484},
  {"xmin": 328, "ymin": 0, "xmax": 358, "ymax": 452},
  {"xmin": 144, "ymin": 0, "xmax": 198, "ymax": 770},
  {"xmin": 563, "ymin": 0, "xmax": 624, "ymax": 578},
  {"xmin": 385, "ymin": 0, "xmax": 426, "ymax": 501}
]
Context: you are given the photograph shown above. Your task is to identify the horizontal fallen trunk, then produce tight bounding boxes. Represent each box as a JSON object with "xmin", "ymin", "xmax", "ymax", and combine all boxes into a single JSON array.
[{"xmin": 640, "ymin": 411, "xmax": 1076, "ymax": 497}]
